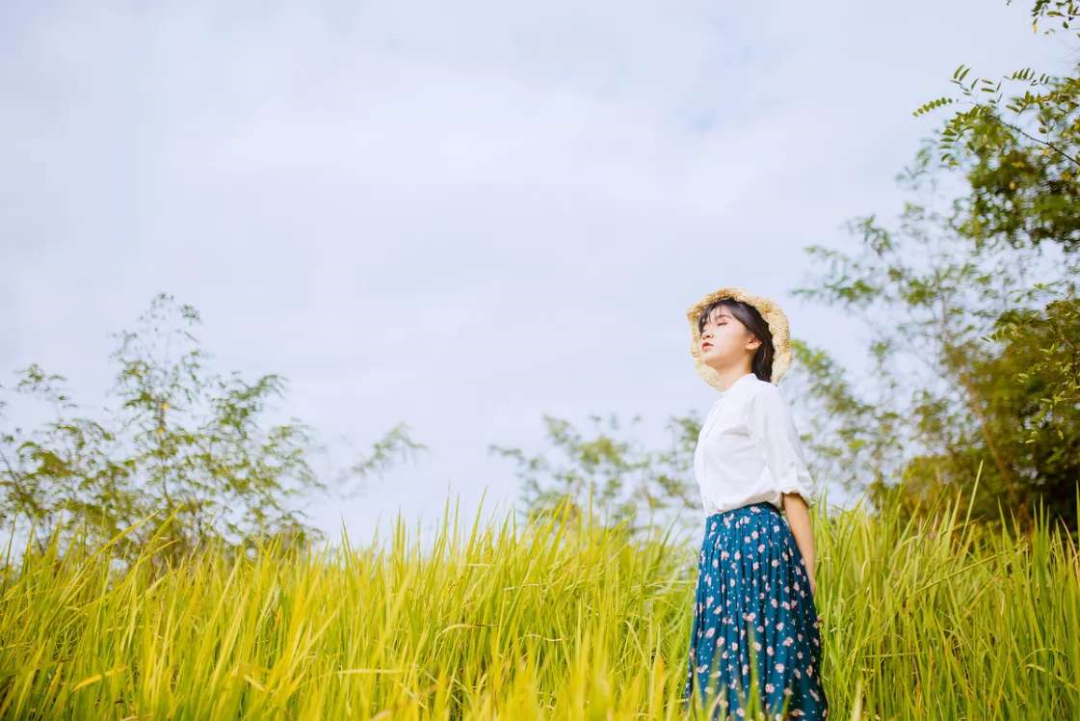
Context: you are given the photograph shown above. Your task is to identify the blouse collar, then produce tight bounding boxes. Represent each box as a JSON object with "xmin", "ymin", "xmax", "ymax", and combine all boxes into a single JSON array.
[{"xmin": 716, "ymin": 371, "xmax": 756, "ymax": 398}]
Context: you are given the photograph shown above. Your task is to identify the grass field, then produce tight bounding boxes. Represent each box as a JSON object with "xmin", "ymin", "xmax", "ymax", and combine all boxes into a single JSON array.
[{"xmin": 1, "ymin": 486, "xmax": 1077, "ymax": 720}]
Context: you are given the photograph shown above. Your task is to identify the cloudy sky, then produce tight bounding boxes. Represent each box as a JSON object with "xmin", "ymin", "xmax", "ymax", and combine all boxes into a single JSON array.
[{"xmin": 2, "ymin": 0, "xmax": 1071, "ymax": 551}]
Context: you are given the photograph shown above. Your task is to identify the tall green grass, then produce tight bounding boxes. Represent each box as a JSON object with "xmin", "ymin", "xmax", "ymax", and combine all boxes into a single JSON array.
[{"xmin": 1, "ymin": 483, "xmax": 1077, "ymax": 719}]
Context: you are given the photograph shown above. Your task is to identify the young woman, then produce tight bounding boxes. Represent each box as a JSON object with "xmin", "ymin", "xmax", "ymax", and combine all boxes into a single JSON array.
[{"xmin": 681, "ymin": 287, "xmax": 829, "ymax": 720}]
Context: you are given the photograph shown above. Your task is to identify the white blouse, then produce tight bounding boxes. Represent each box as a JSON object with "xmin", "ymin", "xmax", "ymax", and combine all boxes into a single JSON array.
[{"xmin": 693, "ymin": 371, "xmax": 816, "ymax": 515}]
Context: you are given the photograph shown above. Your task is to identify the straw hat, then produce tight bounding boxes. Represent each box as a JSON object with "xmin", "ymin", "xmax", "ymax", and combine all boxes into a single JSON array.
[{"xmin": 686, "ymin": 286, "xmax": 793, "ymax": 389}]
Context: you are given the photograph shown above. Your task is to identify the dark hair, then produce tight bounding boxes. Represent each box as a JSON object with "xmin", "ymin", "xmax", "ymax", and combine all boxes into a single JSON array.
[{"xmin": 697, "ymin": 298, "xmax": 775, "ymax": 382}]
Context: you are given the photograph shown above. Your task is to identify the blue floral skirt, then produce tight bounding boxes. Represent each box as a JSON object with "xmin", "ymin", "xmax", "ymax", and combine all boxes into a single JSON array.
[{"xmin": 682, "ymin": 502, "xmax": 828, "ymax": 719}]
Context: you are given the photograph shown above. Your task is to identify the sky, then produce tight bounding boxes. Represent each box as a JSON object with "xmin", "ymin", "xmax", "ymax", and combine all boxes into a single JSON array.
[{"xmin": 2, "ymin": 0, "xmax": 1074, "ymax": 554}]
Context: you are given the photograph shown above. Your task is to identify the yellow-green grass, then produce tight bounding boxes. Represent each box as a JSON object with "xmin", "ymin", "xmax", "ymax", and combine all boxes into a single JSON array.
[{"xmin": 1, "ymin": 484, "xmax": 1077, "ymax": 720}]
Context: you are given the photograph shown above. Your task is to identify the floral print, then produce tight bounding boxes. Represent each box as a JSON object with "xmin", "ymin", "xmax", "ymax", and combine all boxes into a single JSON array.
[{"xmin": 683, "ymin": 502, "xmax": 828, "ymax": 719}]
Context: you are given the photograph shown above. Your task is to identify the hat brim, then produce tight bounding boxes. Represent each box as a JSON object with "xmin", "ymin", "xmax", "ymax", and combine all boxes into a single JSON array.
[{"xmin": 686, "ymin": 286, "xmax": 792, "ymax": 389}]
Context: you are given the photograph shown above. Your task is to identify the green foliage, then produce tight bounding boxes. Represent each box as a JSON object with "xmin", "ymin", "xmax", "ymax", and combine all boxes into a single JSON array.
[
  {"xmin": 970, "ymin": 294, "xmax": 1080, "ymax": 521},
  {"xmin": 782, "ymin": 0, "xmax": 1080, "ymax": 532},
  {"xmin": 988, "ymin": 292, "xmax": 1080, "ymax": 443},
  {"xmin": 0, "ymin": 293, "xmax": 426, "ymax": 567},
  {"xmin": 913, "ymin": 2, "xmax": 1080, "ymax": 252},
  {"xmin": 489, "ymin": 411, "xmax": 702, "ymax": 541},
  {"xmin": 791, "ymin": 149, "xmax": 1079, "ymax": 531},
  {"xmin": 1029, "ymin": 0, "xmax": 1080, "ymax": 32},
  {"xmin": 782, "ymin": 339, "xmax": 904, "ymax": 500}
]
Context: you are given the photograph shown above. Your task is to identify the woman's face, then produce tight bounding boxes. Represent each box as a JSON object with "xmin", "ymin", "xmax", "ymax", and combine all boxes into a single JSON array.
[{"xmin": 699, "ymin": 306, "xmax": 759, "ymax": 371}]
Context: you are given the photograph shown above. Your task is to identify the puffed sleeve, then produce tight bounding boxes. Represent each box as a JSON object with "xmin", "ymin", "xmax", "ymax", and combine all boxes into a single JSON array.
[{"xmin": 744, "ymin": 385, "xmax": 816, "ymax": 507}]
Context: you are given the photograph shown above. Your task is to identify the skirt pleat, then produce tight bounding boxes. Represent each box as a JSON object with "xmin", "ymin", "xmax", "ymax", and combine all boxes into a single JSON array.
[{"xmin": 682, "ymin": 502, "xmax": 828, "ymax": 720}]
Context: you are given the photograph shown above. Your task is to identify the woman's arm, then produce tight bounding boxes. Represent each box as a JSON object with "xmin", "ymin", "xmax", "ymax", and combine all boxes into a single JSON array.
[
  {"xmin": 744, "ymin": 385, "xmax": 821, "ymax": 598},
  {"xmin": 781, "ymin": 492, "xmax": 817, "ymax": 598}
]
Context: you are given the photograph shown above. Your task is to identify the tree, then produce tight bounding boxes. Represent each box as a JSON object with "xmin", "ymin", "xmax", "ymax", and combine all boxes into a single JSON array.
[
  {"xmin": 0, "ymin": 293, "xmax": 427, "ymax": 566},
  {"xmin": 488, "ymin": 410, "xmax": 702, "ymax": 542},
  {"xmin": 789, "ymin": 140, "xmax": 1079, "ymax": 532},
  {"xmin": 914, "ymin": 0, "xmax": 1080, "ymax": 253}
]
